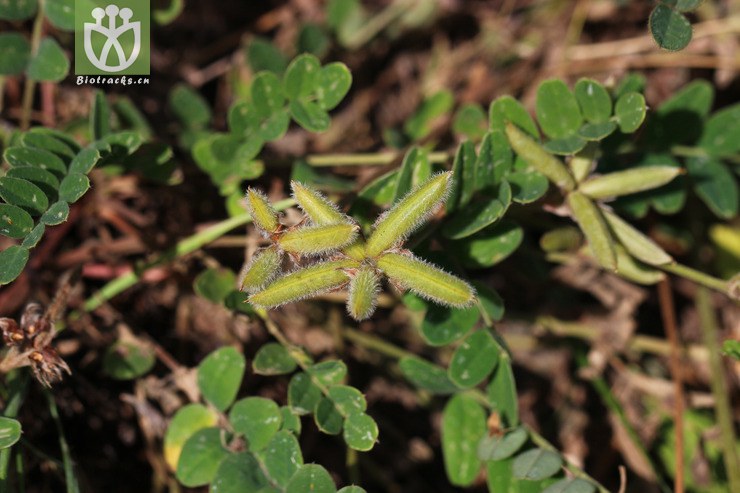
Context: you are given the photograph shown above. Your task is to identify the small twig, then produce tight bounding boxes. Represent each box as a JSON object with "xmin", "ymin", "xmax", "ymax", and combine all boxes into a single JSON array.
[
  {"xmin": 695, "ymin": 288, "xmax": 740, "ymax": 492},
  {"xmin": 657, "ymin": 278, "xmax": 684, "ymax": 493},
  {"xmin": 617, "ymin": 465, "xmax": 627, "ymax": 493}
]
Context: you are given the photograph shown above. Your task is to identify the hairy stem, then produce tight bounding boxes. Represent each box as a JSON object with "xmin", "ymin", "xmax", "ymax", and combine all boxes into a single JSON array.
[{"xmin": 695, "ymin": 288, "xmax": 740, "ymax": 491}]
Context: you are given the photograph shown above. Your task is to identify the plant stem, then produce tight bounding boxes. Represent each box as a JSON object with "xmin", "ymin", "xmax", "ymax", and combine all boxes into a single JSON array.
[
  {"xmin": 306, "ymin": 151, "xmax": 449, "ymax": 167},
  {"xmin": 82, "ymin": 199, "xmax": 295, "ymax": 311},
  {"xmin": 660, "ymin": 263, "xmax": 731, "ymax": 298},
  {"xmin": 695, "ymin": 288, "xmax": 740, "ymax": 491},
  {"xmin": 45, "ymin": 390, "xmax": 79, "ymax": 493},
  {"xmin": 657, "ymin": 278, "xmax": 685, "ymax": 493},
  {"xmin": 20, "ymin": 0, "xmax": 45, "ymax": 130},
  {"xmin": 342, "ymin": 328, "xmax": 415, "ymax": 360}
]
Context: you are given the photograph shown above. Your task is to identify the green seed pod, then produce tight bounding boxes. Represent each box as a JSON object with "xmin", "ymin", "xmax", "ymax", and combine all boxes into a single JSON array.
[
  {"xmin": 602, "ymin": 209, "xmax": 673, "ymax": 266},
  {"xmin": 366, "ymin": 172, "xmax": 451, "ymax": 258},
  {"xmin": 241, "ymin": 246, "xmax": 282, "ymax": 293},
  {"xmin": 505, "ymin": 122, "xmax": 576, "ymax": 191},
  {"xmin": 347, "ymin": 266, "xmax": 380, "ymax": 320},
  {"xmin": 278, "ymin": 223, "xmax": 359, "ymax": 255},
  {"xmin": 291, "ymin": 182, "xmax": 351, "ymax": 225},
  {"xmin": 612, "ymin": 246, "xmax": 665, "ymax": 285},
  {"xmin": 567, "ymin": 191, "xmax": 616, "ymax": 271},
  {"xmin": 246, "ymin": 188, "xmax": 279, "ymax": 233},
  {"xmin": 377, "ymin": 252, "xmax": 475, "ymax": 307},
  {"xmin": 249, "ymin": 259, "xmax": 357, "ymax": 308},
  {"xmin": 578, "ymin": 166, "xmax": 682, "ymax": 199}
]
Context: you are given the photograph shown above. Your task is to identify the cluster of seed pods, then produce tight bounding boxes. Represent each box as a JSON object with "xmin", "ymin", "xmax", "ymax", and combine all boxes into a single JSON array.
[{"xmin": 242, "ymin": 172, "xmax": 476, "ymax": 320}]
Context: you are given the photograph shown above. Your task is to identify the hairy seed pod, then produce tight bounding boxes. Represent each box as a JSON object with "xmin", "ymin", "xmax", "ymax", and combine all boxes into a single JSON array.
[
  {"xmin": 291, "ymin": 182, "xmax": 351, "ymax": 225},
  {"xmin": 505, "ymin": 122, "xmax": 576, "ymax": 191},
  {"xmin": 578, "ymin": 166, "xmax": 682, "ymax": 199},
  {"xmin": 377, "ymin": 253, "xmax": 475, "ymax": 307},
  {"xmin": 347, "ymin": 266, "xmax": 380, "ymax": 320},
  {"xmin": 567, "ymin": 191, "xmax": 616, "ymax": 271},
  {"xmin": 246, "ymin": 188, "xmax": 279, "ymax": 233},
  {"xmin": 249, "ymin": 259, "xmax": 357, "ymax": 308},
  {"xmin": 278, "ymin": 223, "xmax": 359, "ymax": 255},
  {"xmin": 241, "ymin": 246, "xmax": 282, "ymax": 293},
  {"xmin": 602, "ymin": 209, "xmax": 673, "ymax": 266},
  {"xmin": 366, "ymin": 172, "xmax": 451, "ymax": 258}
]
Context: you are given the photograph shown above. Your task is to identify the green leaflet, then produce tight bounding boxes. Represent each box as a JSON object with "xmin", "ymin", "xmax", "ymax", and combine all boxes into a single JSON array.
[
  {"xmin": 567, "ymin": 192, "xmax": 616, "ymax": 271},
  {"xmin": 365, "ymin": 172, "xmax": 451, "ymax": 257},
  {"xmin": 278, "ymin": 223, "xmax": 358, "ymax": 255},
  {"xmin": 246, "ymin": 188, "xmax": 279, "ymax": 233},
  {"xmin": 505, "ymin": 122, "xmax": 575, "ymax": 191},
  {"xmin": 242, "ymin": 246, "xmax": 282, "ymax": 293},
  {"xmin": 578, "ymin": 166, "xmax": 682, "ymax": 199},
  {"xmin": 249, "ymin": 259, "xmax": 357, "ymax": 308},
  {"xmin": 291, "ymin": 181, "xmax": 349, "ymax": 225},
  {"xmin": 377, "ymin": 252, "xmax": 475, "ymax": 307},
  {"xmin": 602, "ymin": 209, "xmax": 673, "ymax": 266},
  {"xmin": 347, "ymin": 266, "xmax": 380, "ymax": 321}
]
